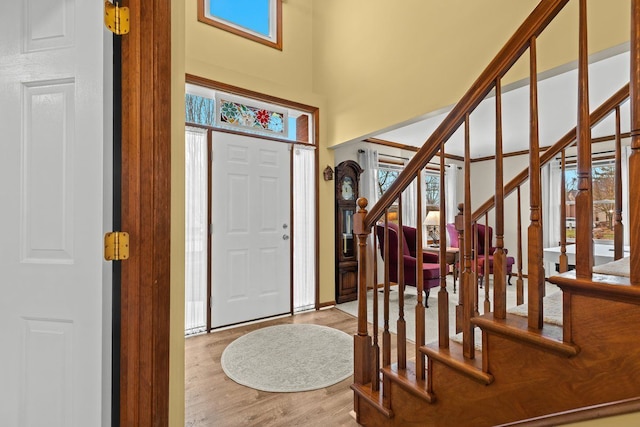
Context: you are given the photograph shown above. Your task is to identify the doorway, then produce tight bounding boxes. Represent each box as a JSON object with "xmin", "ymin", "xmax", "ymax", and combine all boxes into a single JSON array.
[{"xmin": 183, "ymin": 77, "xmax": 319, "ymax": 333}]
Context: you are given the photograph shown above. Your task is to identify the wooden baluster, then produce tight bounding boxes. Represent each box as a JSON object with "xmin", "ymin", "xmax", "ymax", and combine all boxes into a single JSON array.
[
  {"xmin": 484, "ymin": 213, "xmax": 491, "ymax": 314},
  {"xmin": 371, "ymin": 227, "xmax": 380, "ymax": 391},
  {"xmin": 575, "ymin": 0, "xmax": 594, "ymax": 279},
  {"xmin": 415, "ymin": 177, "xmax": 426, "ymax": 380},
  {"xmin": 397, "ymin": 195, "xmax": 407, "ymax": 370},
  {"xmin": 528, "ymin": 35, "xmax": 544, "ymax": 329},
  {"xmin": 516, "ymin": 186, "xmax": 524, "ymax": 305},
  {"xmin": 476, "ymin": 220, "xmax": 482, "ymax": 317},
  {"xmin": 439, "ymin": 144, "xmax": 450, "ymax": 348},
  {"xmin": 455, "ymin": 203, "xmax": 464, "ymax": 334},
  {"xmin": 383, "ymin": 212, "xmax": 391, "ymax": 368},
  {"xmin": 462, "ymin": 113, "xmax": 475, "ymax": 359},
  {"xmin": 559, "ymin": 149, "xmax": 569, "ymax": 273},
  {"xmin": 354, "ymin": 197, "xmax": 372, "ymax": 385},
  {"xmin": 631, "ymin": 0, "xmax": 640, "ymax": 285},
  {"xmin": 614, "ymin": 106, "xmax": 624, "ymax": 260},
  {"xmin": 493, "ymin": 78, "xmax": 507, "ymax": 319}
]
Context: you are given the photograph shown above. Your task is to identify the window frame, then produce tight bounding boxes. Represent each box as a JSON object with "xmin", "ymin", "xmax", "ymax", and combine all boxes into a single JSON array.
[
  {"xmin": 564, "ymin": 159, "xmax": 616, "ymax": 244},
  {"xmin": 376, "ymin": 161, "xmax": 403, "ymax": 200},
  {"xmin": 424, "ymin": 170, "xmax": 441, "ymax": 212},
  {"xmin": 197, "ymin": 0, "xmax": 283, "ymax": 50}
]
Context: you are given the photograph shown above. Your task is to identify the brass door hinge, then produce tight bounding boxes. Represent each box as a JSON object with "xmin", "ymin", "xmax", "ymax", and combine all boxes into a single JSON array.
[
  {"xmin": 104, "ymin": 1, "xmax": 130, "ymax": 35},
  {"xmin": 104, "ymin": 232, "xmax": 130, "ymax": 261}
]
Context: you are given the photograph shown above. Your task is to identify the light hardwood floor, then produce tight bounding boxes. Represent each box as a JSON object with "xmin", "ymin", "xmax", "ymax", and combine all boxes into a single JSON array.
[{"xmin": 185, "ymin": 308, "xmax": 366, "ymax": 427}]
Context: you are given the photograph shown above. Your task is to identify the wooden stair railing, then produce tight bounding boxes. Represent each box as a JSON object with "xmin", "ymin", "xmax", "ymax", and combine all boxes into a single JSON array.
[
  {"xmin": 354, "ymin": 0, "xmax": 574, "ymax": 392},
  {"xmin": 470, "ymin": 83, "xmax": 630, "ymax": 280},
  {"xmin": 353, "ymin": 0, "xmax": 639, "ymax": 423}
]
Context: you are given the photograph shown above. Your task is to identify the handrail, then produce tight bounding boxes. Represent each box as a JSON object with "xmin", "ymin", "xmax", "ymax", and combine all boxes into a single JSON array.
[
  {"xmin": 364, "ymin": 0, "xmax": 570, "ymax": 229},
  {"xmin": 471, "ymin": 84, "xmax": 630, "ymax": 221},
  {"xmin": 495, "ymin": 396, "xmax": 640, "ymax": 427}
]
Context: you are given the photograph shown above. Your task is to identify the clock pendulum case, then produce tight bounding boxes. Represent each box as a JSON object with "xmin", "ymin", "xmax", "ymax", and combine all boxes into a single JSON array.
[{"xmin": 334, "ymin": 160, "xmax": 364, "ymax": 303}]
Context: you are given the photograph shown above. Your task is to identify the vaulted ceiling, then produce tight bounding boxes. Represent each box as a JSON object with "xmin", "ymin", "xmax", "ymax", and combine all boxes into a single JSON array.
[{"xmin": 372, "ymin": 47, "xmax": 630, "ymax": 159}]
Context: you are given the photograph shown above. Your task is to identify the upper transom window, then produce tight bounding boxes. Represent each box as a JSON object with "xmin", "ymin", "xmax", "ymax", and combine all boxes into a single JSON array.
[
  {"xmin": 185, "ymin": 83, "xmax": 314, "ymax": 144},
  {"xmin": 198, "ymin": 0, "xmax": 282, "ymax": 50}
]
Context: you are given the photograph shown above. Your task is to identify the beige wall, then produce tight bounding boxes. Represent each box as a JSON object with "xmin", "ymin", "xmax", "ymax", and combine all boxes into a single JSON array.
[{"xmin": 312, "ymin": 0, "xmax": 630, "ymax": 147}]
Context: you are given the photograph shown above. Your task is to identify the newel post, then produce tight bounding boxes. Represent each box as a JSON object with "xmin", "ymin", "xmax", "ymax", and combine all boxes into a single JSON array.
[{"xmin": 353, "ymin": 197, "xmax": 372, "ymax": 385}]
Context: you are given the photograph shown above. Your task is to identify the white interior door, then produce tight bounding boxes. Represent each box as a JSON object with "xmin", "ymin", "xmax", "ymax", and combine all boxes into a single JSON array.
[
  {"xmin": 0, "ymin": 1, "xmax": 111, "ymax": 426},
  {"xmin": 211, "ymin": 131, "xmax": 291, "ymax": 328}
]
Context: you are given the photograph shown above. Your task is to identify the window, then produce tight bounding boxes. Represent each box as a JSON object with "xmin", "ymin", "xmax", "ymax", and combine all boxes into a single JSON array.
[
  {"xmin": 377, "ymin": 163, "xmax": 401, "ymax": 199},
  {"xmin": 185, "ymin": 84, "xmax": 313, "ymax": 143},
  {"xmin": 376, "ymin": 161, "xmax": 442, "ymax": 227},
  {"xmin": 564, "ymin": 161, "xmax": 615, "ymax": 243},
  {"xmin": 424, "ymin": 172, "xmax": 440, "ymax": 212},
  {"xmin": 185, "ymin": 94, "xmax": 215, "ymax": 127},
  {"xmin": 218, "ymin": 96, "xmax": 287, "ymax": 136},
  {"xmin": 198, "ymin": 0, "xmax": 282, "ymax": 50}
]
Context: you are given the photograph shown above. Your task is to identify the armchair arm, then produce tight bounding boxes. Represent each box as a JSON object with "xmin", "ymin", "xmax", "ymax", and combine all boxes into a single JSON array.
[
  {"xmin": 422, "ymin": 252, "xmax": 439, "ymax": 263},
  {"xmin": 404, "ymin": 254, "xmax": 440, "ymax": 266},
  {"xmin": 402, "ymin": 255, "xmax": 418, "ymax": 268}
]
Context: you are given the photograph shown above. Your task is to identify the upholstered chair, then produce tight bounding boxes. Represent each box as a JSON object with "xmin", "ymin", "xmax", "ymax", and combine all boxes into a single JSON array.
[
  {"xmin": 376, "ymin": 223, "xmax": 440, "ymax": 306},
  {"xmin": 445, "ymin": 223, "xmax": 515, "ymax": 287}
]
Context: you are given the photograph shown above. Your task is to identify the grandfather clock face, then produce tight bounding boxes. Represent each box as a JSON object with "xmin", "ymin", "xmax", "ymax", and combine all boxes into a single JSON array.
[{"xmin": 341, "ymin": 176, "xmax": 355, "ymax": 200}]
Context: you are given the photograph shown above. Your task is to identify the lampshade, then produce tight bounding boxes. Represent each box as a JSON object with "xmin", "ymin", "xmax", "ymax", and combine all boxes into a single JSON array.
[{"xmin": 424, "ymin": 210, "xmax": 440, "ymax": 226}]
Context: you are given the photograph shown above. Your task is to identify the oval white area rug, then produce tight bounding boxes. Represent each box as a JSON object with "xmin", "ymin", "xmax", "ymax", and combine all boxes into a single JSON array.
[{"xmin": 221, "ymin": 323, "xmax": 353, "ymax": 392}]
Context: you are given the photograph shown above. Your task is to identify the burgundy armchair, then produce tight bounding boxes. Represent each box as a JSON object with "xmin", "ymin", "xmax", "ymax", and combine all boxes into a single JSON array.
[
  {"xmin": 445, "ymin": 223, "xmax": 514, "ymax": 287},
  {"xmin": 376, "ymin": 223, "xmax": 440, "ymax": 306}
]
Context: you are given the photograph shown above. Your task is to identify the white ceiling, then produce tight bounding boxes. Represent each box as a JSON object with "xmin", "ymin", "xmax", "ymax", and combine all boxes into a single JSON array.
[{"xmin": 372, "ymin": 49, "xmax": 631, "ymax": 159}]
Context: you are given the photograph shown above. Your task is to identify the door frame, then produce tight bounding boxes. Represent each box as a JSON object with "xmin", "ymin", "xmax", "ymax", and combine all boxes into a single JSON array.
[
  {"xmin": 185, "ymin": 75, "xmax": 321, "ymax": 317},
  {"xmin": 119, "ymin": 0, "xmax": 171, "ymax": 424}
]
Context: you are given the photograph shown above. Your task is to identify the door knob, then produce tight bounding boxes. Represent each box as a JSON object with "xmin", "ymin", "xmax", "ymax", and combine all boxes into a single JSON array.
[{"xmin": 283, "ymin": 234, "xmax": 290, "ymax": 240}]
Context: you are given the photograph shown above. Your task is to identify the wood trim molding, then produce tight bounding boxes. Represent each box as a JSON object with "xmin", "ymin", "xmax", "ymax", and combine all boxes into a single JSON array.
[
  {"xmin": 186, "ymin": 74, "xmax": 317, "ymax": 115},
  {"xmin": 365, "ymin": 137, "xmax": 465, "ymax": 162},
  {"xmin": 120, "ymin": 0, "xmax": 171, "ymax": 424},
  {"xmin": 318, "ymin": 300, "xmax": 338, "ymax": 309}
]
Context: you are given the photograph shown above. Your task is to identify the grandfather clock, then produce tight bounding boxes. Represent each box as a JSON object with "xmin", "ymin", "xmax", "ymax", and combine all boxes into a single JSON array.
[{"xmin": 335, "ymin": 160, "xmax": 363, "ymax": 303}]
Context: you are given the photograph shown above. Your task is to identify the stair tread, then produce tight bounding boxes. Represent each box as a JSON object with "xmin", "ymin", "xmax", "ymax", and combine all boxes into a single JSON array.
[
  {"xmin": 421, "ymin": 340, "xmax": 494, "ymax": 385},
  {"xmin": 472, "ymin": 313, "xmax": 579, "ymax": 357},
  {"xmin": 381, "ymin": 361, "xmax": 436, "ymax": 403},
  {"xmin": 550, "ymin": 271, "xmax": 640, "ymax": 305},
  {"xmin": 351, "ymin": 382, "xmax": 394, "ymax": 419}
]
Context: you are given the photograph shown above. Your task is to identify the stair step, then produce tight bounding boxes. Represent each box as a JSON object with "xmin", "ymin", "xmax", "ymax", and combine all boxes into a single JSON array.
[
  {"xmin": 381, "ymin": 361, "xmax": 436, "ymax": 403},
  {"xmin": 550, "ymin": 270, "xmax": 640, "ymax": 305},
  {"xmin": 472, "ymin": 313, "xmax": 580, "ymax": 357},
  {"xmin": 351, "ymin": 382, "xmax": 394, "ymax": 419},
  {"xmin": 421, "ymin": 340, "xmax": 494, "ymax": 385}
]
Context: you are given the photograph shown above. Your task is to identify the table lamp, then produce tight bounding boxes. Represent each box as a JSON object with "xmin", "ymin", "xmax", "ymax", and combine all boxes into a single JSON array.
[{"xmin": 424, "ymin": 210, "xmax": 440, "ymax": 247}]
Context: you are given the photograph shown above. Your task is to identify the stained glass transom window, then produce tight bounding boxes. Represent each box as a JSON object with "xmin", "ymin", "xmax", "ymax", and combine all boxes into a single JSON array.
[{"xmin": 218, "ymin": 99, "xmax": 286, "ymax": 135}]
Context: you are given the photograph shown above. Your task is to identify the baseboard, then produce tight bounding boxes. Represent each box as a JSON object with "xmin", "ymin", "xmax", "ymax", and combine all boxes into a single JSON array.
[{"xmin": 318, "ymin": 300, "xmax": 337, "ymax": 309}]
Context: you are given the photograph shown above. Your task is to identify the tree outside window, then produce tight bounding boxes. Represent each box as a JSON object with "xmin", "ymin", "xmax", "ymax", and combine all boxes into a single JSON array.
[
  {"xmin": 377, "ymin": 168, "xmax": 400, "ymax": 198},
  {"xmin": 565, "ymin": 163, "xmax": 615, "ymax": 242},
  {"xmin": 424, "ymin": 173, "xmax": 440, "ymax": 212}
]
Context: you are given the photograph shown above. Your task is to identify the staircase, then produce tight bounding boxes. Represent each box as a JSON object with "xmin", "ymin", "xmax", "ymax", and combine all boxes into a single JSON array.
[{"xmin": 351, "ymin": 0, "xmax": 640, "ymax": 425}]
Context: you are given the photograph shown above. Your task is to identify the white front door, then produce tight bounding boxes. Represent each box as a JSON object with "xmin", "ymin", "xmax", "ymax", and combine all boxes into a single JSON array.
[
  {"xmin": 211, "ymin": 132, "xmax": 291, "ymax": 328},
  {"xmin": 0, "ymin": 1, "xmax": 111, "ymax": 426}
]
